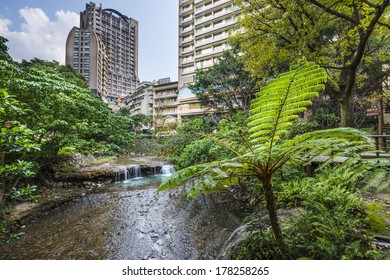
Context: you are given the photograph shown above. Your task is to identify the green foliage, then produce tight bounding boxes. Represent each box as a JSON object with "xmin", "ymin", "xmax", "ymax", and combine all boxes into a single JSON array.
[
  {"xmin": 57, "ymin": 146, "xmax": 77, "ymax": 156},
  {"xmin": 189, "ymin": 50, "xmax": 257, "ymax": 115},
  {"xmin": 248, "ymin": 60, "xmax": 327, "ymax": 148},
  {"xmin": 285, "ymin": 107, "xmax": 340, "ymax": 139},
  {"xmin": 0, "ymin": 36, "xmax": 12, "ymax": 62},
  {"xmin": 159, "ymin": 59, "xmax": 389, "ymax": 259},
  {"xmin": 130, "ymin": 114, "xmax": 153, "ymax": 132},
  {"xmin": 170, "ymin": 112, "xmax": 248, "ymax": 169},
  {"xmin": 365, "ymin": 203, "xmax": 388, "ymax": 232},
  {"xmin": 11, "ymin": 184, "xmax": 40, "ymax": 202},
  {"xmin": 239, "ymin": 172, "xmax": 389, "ymax": 260},
  {"xmin": 0, "ymin": 160, "xmax": 36, "ymax": 179},
  {"xmin": 162, "ymin": 117, "xmax": 214, "ymax": 160},
  {"xmin": 0, "ymin": 59, "xmax": 134, "ymax": 159},
  {"xmin": 0, "ymin": 89, "xmax": 39, "ymax": 203},
  {"xmin": 233, "ymin": 0, "xmax": 390, "ymax": 127},
  {"xmin": 0, "ymin": 54, "xmax": 135, "ymax": 203},
  {"xmin": 0, "ymin": 221, "xmax": 25, "ymax": 245},
  {"xmin": 173, "ymin": 138, "xmax": 224, "ymax": 170}
]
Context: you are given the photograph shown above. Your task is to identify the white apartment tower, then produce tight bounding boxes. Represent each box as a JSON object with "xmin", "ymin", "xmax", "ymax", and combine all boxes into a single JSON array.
[
  {"xmin": 178, "ymin": 0, "xmax": 241, "ymax": 120},
  {"xmin": 66, "ymin": 2, "xmax": 139, "ymax": 107}
]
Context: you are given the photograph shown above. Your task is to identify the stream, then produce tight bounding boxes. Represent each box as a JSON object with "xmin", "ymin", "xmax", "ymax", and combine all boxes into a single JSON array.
[{"xmin": 0, "ymin": 160, "xmax": 243, "ymax": 260}]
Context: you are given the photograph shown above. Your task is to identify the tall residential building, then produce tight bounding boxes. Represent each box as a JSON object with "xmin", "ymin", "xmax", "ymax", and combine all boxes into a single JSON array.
[
  {"xmin": 66, "ymin": 2, "xmax": 139, "ymax": 107},
  {"xmin": 178, "ymin": 0, "xmax": 241, "ymax": 120}
]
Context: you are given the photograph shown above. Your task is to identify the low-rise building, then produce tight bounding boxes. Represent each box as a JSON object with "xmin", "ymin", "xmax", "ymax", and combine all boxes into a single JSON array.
[
  {"xmin": 153, "ymin": 78, "xmax": 179, "ymax": 132},
  {"xmin": 123, "ymin": 81, "xmax": 154, "ymax": 116}
]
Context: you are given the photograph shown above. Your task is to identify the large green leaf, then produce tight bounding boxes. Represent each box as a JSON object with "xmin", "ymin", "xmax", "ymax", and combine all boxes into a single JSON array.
[{"xmin": 248, "ymin": 59, "xmax": 327, "ymax": 149}]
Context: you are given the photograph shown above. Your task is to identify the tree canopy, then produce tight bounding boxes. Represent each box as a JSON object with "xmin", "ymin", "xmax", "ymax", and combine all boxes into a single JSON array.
[
  {"xmin": 0, "ymin": 36, "xmax": 12, "ymax": 62},
  {"xmin": 232, "ymin": 0, "xmax": 390, "ymax": 127},
  {"xmin": 189, "ymin": 50, "xmax": 258, "ymax": 115},
  {"xmin": 0, "ymin": 58, "xmax": 134, "ymax": 164}
]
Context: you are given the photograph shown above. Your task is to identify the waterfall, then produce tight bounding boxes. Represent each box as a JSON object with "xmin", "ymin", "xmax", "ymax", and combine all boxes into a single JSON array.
[
  {"xmin": 160, "ymin": 164, "xmax": 175, "ymax": 175},
  {"xmin": 115, "ymin": 166, "xmax": 130, "ymax": 183},
  {"xmin": 129, "ymin": 165, "xmax": 142, "ymax": 178}
]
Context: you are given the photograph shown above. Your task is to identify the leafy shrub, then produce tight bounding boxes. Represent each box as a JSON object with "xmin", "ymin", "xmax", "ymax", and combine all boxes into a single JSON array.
[
  {"xmin": 0, "ymin": 221, "xmax": 24, "ymax": 245},
  {"xmin": 162, "ymin": 117, "xmax": 214, "ymax": 160},
  {"xmin": 172, "ymin": 138, "xmax": 223, "ymax": 169},
  {"xmin": 238, "ymin": 170, "xmax": 390, "ymax": 260},
  {"xmin": 11, "ymin": 184, "xmax": 40, "ymax": 202}
]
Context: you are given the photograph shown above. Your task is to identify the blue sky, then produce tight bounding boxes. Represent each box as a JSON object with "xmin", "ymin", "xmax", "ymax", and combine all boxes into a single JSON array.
[{"xmin": 0, "ymin": 0, "xmax": 178, "ymax": 82}]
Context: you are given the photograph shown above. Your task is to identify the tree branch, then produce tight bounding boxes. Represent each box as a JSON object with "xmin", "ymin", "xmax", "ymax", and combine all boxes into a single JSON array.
[
  {"xmin": 377, "ymin": 20, "xmax": 390, "ymax": 30},
  {"xmin": 361, "ymin": 0, "xmax": 381, "ymax": 8},
  {"xmin": 307, "ymin": 0, "xmax": 358, "ymax": 24}
]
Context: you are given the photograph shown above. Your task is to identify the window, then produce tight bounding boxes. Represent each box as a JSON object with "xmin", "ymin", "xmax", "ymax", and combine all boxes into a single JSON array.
[{"xmin": 189, "ymin": 103, "xmax": 200, "ymax": 109}]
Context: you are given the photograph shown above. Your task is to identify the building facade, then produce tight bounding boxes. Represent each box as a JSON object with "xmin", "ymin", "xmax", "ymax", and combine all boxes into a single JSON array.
[
  {"xmin": 153, "ymin": 78, "xmax": 179, "ymax": 132},
  {"xmin": 178, "ymin": 0, "xmax": 241, "ymax": 120},
  {"xmin": 66, "ymin": 2, "xmax": 139, "ymax": 107},
  {"xmin": 123, "ymin": 81, "xmax": 154, "ymax": 116},
  {"xmin": 66, "ymin": 26, "xmax": 109, "ymax": 97}
]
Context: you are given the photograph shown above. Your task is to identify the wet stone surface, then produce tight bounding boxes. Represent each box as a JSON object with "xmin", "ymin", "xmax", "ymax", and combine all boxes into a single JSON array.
[{"xmin": 0, "ymin": 175, "xmax": 242, "ymax": 260}]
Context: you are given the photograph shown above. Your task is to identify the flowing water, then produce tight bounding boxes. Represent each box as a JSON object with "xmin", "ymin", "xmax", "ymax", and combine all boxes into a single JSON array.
[{"xmin": 0, "ymin": 163, "xmax": 242, "ymax": 260}]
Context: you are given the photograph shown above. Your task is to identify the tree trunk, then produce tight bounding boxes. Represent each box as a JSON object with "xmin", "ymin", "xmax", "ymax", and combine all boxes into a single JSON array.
[
  {"xmin": 378, "ymin": 98, "xmax": 384, "ymax": 149},
  {"xmin": 0, "ymin": 153, "xmax": 5, "ymax": 203},
  {"xmin": 339, "ymin": 94, "xmax": 355, "ymax": 127},
  {"xmin": 261, "ymin": 177, "xmax": 290, "ymax": 259}
]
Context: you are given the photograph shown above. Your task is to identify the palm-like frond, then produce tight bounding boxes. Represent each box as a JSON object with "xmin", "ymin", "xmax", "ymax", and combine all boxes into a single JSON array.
[
  {"xmin": 276, "ymin": 127, "xmax": 374, "ymax": 164},
  {"xmin": 248, "ymin": 59, "xmax": 327, "ymax": 150},
  {"xmin": 158, "ymin": 155, "xmax": 258, "ymax": 198}
]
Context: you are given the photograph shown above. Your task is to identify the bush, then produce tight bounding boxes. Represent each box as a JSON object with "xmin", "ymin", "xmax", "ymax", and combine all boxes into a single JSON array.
[{"xmin": 237, "ymin": 170, "xmax": 390, "ymax": 260}]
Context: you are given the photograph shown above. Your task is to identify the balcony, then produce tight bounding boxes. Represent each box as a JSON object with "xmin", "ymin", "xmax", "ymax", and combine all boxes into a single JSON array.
[
  {"xmin": 181, "ymin": 25, "xmax": 194, "ymax": 35},
  {"xmin": 195, "ymin": 45, "xmax": 231, "ymax": 60},
  {"xmin": 195, "ymin": 0, "xmax": 232, "ymax": 15},
  {"xmin": 182, "ymin": 4, "xmax": 193, "ymax": 13},
  {"xmin": 177, "ymin": 107, "xmax": 205, "ymax": 117},
  {"xmin": 154, "ymin": 92, "xmax": 179, "ymax": 100},
  {"xmin": 212, "ymin": 19, "xmax": 237, "ymax": 32},
  {"xmin": 177, "ymin": 92, "xmax": 198, "ymax": 102},
  {"xmin": 154, "ymin": 101, "xmax": 178, "ymax": 108},
  {"xmin": 181, "ymin": 15, "xmax": 194, "ymax": 24},
  {"xmin": 195, "ymin": 34, "xmax": 228, "ymax": 47},
  {"xmin": 195, "ymin": 26, "xmax": 213, "ymax": 36}
]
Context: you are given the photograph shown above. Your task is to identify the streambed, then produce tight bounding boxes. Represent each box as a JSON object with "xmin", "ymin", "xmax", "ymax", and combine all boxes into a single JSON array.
[{"xmin": 1, "ymin": 165, "xmax": 243, "ymax": 260}]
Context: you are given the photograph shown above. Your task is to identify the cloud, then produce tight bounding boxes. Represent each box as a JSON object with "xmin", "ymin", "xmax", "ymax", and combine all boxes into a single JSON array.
[{"xmin": 0, "ymin": 7, "xmax": 78, "ymax": 64}]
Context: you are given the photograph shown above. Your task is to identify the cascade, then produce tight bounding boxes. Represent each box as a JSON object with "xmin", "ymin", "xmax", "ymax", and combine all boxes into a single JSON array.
[
  {"xmin": 115, "ymin": 166, "xmax": 130, "ymax": 183},
  {"xmin": 129, "ymin": 165, "xmax": 142, "ymax": 178},
  {"xmin": 160, "ymin": 164, "xmax": 175, "ymax": 175}
]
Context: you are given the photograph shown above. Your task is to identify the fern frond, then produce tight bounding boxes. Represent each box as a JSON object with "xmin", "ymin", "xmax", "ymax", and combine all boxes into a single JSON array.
[
  {"xmin": 158, "ymin": 155, "xmax": 260, "ymax": 198},
  {"xmin": 204, "ymin": 132, "xmax": 250, "ymax": 156},
  {"xmin": 248, "ymin": 59, "xmax": 326, "ymax": 151}
]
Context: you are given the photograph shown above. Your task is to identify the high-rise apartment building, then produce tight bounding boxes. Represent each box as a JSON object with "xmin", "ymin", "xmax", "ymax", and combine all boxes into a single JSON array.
[
  {"xmin": 66, "ymin": 2, "xmax": 139, "ymax": 106},
  {"xmin": 178, "ymin": 0, "xmax": 241, "ymax": 120}
]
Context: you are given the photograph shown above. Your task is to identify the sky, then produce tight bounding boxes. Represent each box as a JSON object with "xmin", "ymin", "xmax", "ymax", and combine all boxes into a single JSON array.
[{"xmin": 0, "ymin": 0, "xmax": 178, "ymax": 82}]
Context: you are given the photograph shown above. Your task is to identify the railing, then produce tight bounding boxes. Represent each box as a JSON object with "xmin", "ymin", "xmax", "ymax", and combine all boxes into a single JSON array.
[{"xmin": 371, "ymin": 135, "xmax": 390, "ymax": 157}]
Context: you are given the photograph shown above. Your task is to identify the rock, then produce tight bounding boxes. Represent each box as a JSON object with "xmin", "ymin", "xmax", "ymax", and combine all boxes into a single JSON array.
[
  {"xmin": 218, "ymin": 224, "xmax": 251, "ymax": 260},
  {"xmin": 218, "ymin": 208, "xmax": 302, "ymax": 260}
]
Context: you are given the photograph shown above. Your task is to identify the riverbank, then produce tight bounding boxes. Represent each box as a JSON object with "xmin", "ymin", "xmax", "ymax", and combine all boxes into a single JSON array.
[
  {"xmin": 1, "ymin": 176, "xmax": 247, "ymax": 259},
  {"xmin": 1, "ymin": 155, "xmax": 389, "ymax": 260}
]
